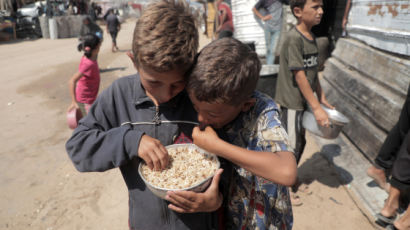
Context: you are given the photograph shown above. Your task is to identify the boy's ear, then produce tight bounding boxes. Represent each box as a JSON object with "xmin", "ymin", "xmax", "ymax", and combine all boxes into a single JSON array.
[
  {"xmin": 126, "ymin": 51, "xmax": 138, "ymax": 69},
  {"xmin": 293, "ymin": 7, "xmax": 303, "ymax": 18},
  {"xmin": 241, "ymin": 98, "xmax": 256, "ymax": 112}
]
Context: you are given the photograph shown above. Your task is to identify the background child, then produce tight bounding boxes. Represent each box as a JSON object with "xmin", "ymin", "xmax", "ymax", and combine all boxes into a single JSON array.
[
  {"xmin": 168, "ymin": 37, "xmax": 297, "ymax": 229},
  {"xmin": 215, "ymin": 0, "xmax": 234, "ymax": 39},
  {"xmin": 252, "ymin": 0, "xmax": 283, "ymax": 65},
  {"xmin": 68, "ymin": 33, "xmax": 101, "ymax": 116},
  {"xmin": 274, "ymin": 0, "xmax": 334, "ymax": 205},
  {"xmin": 105, "ymin": 9, "xmax": 121, "ymax": 52},
  {"xmin": 66, "ymin": 1, "xmax": 224, "ymax": 229}
]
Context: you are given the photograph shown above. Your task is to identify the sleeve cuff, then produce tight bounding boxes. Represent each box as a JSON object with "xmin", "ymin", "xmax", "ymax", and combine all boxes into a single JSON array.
[
  {"xmin": 289, "ymin": 66, "xmax": 305, "ymax": 71},
  {"xmin": 123, "ymin": 127, "xmax": 144, "ymax": 159}
]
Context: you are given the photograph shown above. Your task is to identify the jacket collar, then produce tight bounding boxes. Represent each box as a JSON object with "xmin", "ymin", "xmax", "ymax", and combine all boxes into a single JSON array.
[{"xmin": 133, "ymin": 73, "xmax": 152, "ymax": 105}]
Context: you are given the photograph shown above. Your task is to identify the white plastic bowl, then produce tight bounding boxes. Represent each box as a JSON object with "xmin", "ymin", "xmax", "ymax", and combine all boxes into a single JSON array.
[{"xmin": 138, "ymin": 144, "xmax": 220, "ymax": 199}]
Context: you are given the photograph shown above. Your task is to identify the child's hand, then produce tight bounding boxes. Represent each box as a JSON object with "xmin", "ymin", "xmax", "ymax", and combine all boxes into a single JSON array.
[
  {"xmin": 320, "ymin": 95, "xmax": 335, "ymax": 110},
  {"xmin": 165, "ymin": 168, "xmax": 224, "ymax": 213},
  {"xmin": 192, "ymin": 126, "xmax": 220, "ymax": 152},
  {"xmin": 138, "ymin": 134, "xmax": 169, "ymax": 171},
  {"xmin": 313, "ymin": 107, "xmax": 330, "ymax": 127},
  {"xmin": 262, "ymin": 15, "xmax": 272, "ymax": 21},
  {"xmin": 67, "ymin": 101, "xmax": 79, "ymax": 112}
]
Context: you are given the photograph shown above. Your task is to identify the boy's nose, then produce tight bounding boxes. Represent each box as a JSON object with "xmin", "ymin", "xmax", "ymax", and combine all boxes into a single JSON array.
[
  {"xmin": 197, "ymin": 113, "xmax": 209, "ymax": 124},
  {"xmin": 161, "ymin": 87, "xmax": 175, "ymax": 103}
]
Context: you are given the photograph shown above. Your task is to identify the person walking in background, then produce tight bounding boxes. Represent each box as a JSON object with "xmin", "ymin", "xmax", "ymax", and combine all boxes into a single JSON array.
[
  {"xmin": 215, "ymin": 0, "xmax": 234, "ymax": 39},
  {"xmin": 105, "ymin": 9, "xmax": 121, "ymax": 52},
  {"xmin": 275, "ymin": 0, "xmax": 334, "ymax": 206},
  {"xmin": 68, "ymin": 33, "xmax": 101, "ymax": 117},
  {"xmin": 252, "ymin": 0, "xmax": 283, "ymax": 65}
]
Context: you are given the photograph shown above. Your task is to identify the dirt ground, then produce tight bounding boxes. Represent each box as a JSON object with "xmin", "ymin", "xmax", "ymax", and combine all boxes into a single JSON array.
[{"xmin": 0, "ymin": 18, "xmax": 379, "ymax": 230}]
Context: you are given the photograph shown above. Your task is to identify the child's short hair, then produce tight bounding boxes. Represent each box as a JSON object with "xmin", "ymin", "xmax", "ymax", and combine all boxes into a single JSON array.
[
  {"xmin": 290, "ymin": 0, "xmax": 320, "ymax": 17},
  {"xmin": 132, "ymin": 0, "xmax": 199, "ymax": 73},
  {"xmin": 290, "ymin": 0, "xmax": 306, "ymax": 17},
  {"xmin": 77, "ymin": 33, "xmax": 101, "ymax": 58},
  {"xmin": 187, "ymin": 38, "xmax": 261, "ymax": 106}
]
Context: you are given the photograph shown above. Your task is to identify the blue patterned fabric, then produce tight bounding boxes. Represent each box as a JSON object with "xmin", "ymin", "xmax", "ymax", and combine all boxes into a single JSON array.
[{"xmin": 224, "ymin": 91, "xmax": 294, "ymax": 230}]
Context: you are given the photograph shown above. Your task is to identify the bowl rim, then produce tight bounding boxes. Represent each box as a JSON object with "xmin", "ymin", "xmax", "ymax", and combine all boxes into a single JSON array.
[
  {"xmin": 307, "ymin": 104, "xmax": 350, "ymax": 124},
  {"xmin": 138, "ymin": 143, "xmax": 220, "ymax": 192},
  {"xmin": 323, "ymin": 107, "xmax": 350, "ymax": 124}
]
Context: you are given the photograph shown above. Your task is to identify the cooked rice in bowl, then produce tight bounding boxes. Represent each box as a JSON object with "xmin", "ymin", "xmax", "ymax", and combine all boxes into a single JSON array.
[{"xmin": 139, "ymin": 144, "xmax": 220, "ymax": 198}]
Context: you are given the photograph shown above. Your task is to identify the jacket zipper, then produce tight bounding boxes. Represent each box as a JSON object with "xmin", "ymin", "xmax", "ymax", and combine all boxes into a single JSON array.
[
  {"xmin": 153, "ymin": 106, "xmax": 161, "ymax": 125},
  {"xmin": 153, "ymin": 106, "xmax": 170, "ymax": 224}
]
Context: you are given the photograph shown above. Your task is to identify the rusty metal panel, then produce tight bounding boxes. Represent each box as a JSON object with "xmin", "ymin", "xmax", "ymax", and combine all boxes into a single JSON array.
[{"xmin": 346, "ymin": 0, "xmax": 410, "ymax": 56}]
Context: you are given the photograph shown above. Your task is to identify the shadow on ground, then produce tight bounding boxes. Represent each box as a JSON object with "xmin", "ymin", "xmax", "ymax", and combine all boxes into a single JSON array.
[
  {"xmin": 100, "ymin": 67, "xmax": 127, "ymax": 73},
  {"xmin": 298, "ymin": 144, "xmax": 353, "ymax": 188}
]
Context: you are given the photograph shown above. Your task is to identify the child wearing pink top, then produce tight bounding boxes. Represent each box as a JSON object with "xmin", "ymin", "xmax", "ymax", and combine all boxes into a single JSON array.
[{"xmin": 68, "ymin": 33, "xmax": 102, "ymax": 116}]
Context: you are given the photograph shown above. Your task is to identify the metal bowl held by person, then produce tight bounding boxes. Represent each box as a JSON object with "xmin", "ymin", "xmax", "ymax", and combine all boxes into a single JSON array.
[
  {"xmin": 302, "ymin": 105, "xmax": 349, "ymax": 139},
  {"xmin": 138, "ymin": 144, "xmax": 220, "ymax": 199}
]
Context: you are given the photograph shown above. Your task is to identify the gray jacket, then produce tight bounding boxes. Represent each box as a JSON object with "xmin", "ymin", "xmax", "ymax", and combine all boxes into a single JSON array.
[{"xmin": 66, "ymin": 74, "xmax": 219, "ymax": 229}]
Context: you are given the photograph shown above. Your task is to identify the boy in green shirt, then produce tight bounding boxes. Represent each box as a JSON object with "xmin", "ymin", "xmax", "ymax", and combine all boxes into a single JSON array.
[{"xmin": 274, "ymin": 0, "xmax": 334, "ymax": 205}]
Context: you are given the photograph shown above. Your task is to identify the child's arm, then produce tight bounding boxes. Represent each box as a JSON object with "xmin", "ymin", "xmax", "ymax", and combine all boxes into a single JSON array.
[
  {"xmin": 294, "ymin": 70, "xmax": 330, "ymax": 126},
  {"xmin": 67, "ymin": 71, "xmax": 83, "ymax": 112},
  {"xmin": 117, "ymin": 18, "xmax": 121, "ymax": 31},
  {"xmin": 66, "ymin": 80, "xmax": 147, "ymax": 172},
  {"xmin": 193, "ymin": 126, "xmax": 297, "ymax": 186},
  {"xmin": 252, "ymin": 7, "xmax": 272, "ymax": 21},
  {"xmin": 342, "ymin": 0, "xmax": 352, "ymax": 31}
]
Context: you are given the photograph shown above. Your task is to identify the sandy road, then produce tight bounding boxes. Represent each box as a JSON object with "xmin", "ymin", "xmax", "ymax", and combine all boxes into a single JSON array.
[
  {"xmin": 0, "ymin": 17, "xmax": 378, "ymax": 230},
  {"xmin": 0, "ymin": 18, "xmax": 136, "ymax": 230}
]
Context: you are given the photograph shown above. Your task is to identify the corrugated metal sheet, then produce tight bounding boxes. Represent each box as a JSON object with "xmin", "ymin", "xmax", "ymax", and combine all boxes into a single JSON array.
[
  {"xmin": 346, "ymin": 0, "xmax": 410, "ymax": 56},
  {"xmin": 323, "ymin": 37, "xmax": 410, "ymax": 164},
  {"xmin": 231, "ymin": 0, "xmax": 267, "ymax": 56}
]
